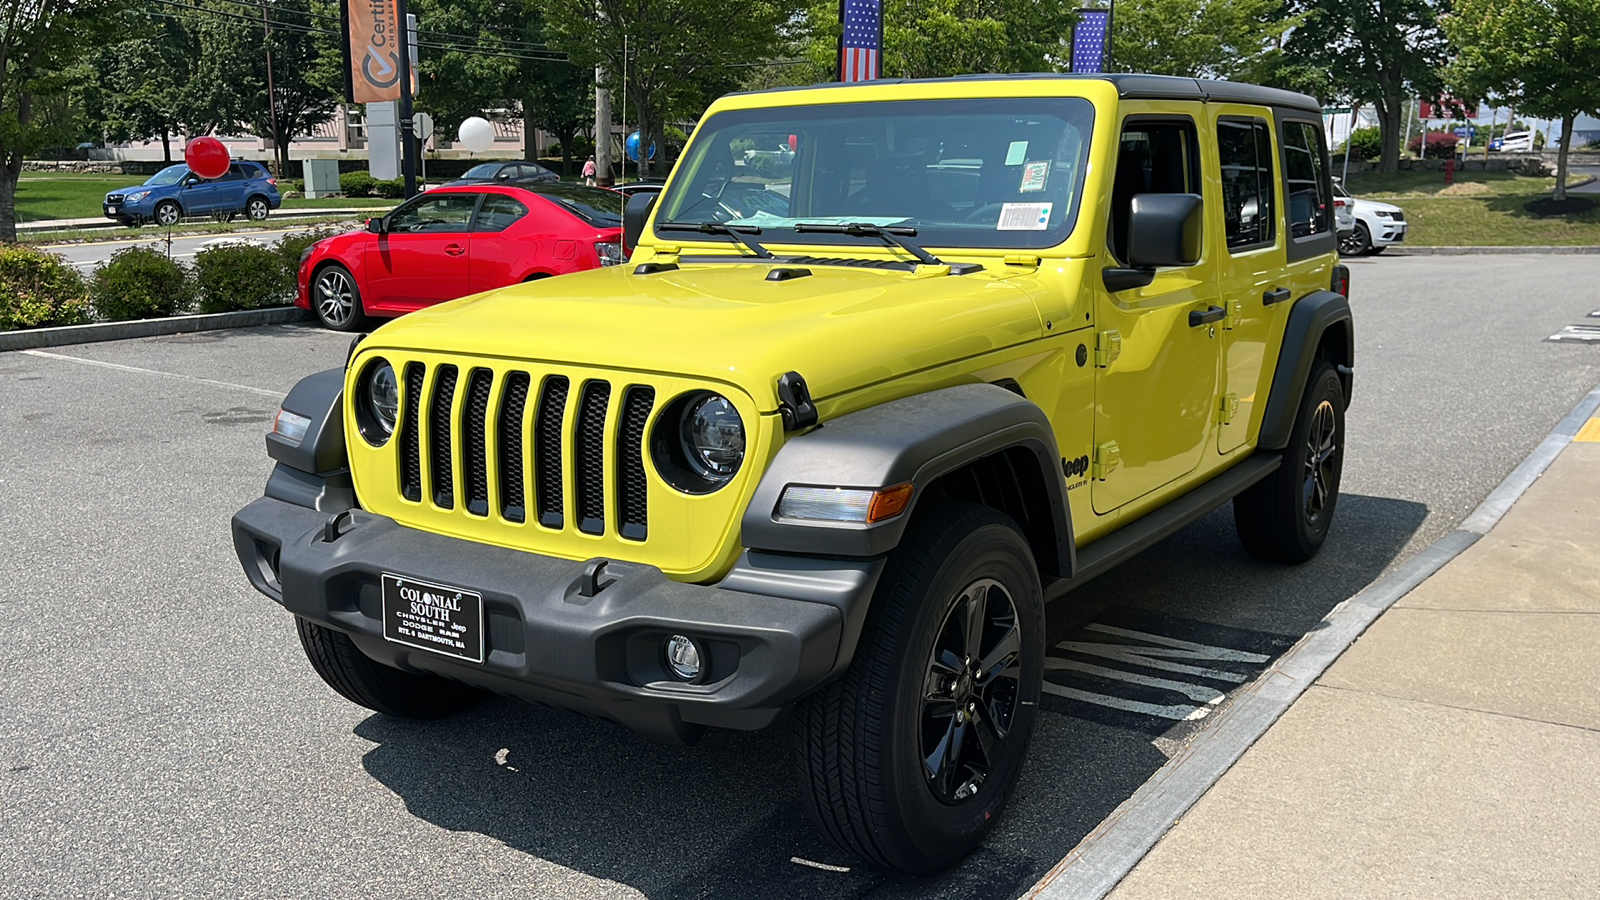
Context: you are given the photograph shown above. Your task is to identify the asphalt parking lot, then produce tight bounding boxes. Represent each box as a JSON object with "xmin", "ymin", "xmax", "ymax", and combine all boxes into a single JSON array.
[{"xmin": 3, "ymin": 253, "xmax": 1599, "ymax": 899}]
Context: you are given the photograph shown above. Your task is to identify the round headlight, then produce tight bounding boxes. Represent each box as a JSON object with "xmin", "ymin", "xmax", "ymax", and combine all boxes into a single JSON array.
[
  {"xmin": 681, "ymin": 394, "xmax": 744, "ymax": 479},
  {"xmin": 355, "ymin": 358, "xmax": 398, "ymax": 445}
]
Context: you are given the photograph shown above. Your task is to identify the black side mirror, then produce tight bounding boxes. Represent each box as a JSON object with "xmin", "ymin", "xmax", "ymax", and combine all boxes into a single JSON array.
[
  {"xmin": 1127, "ymin": 193, "xmax": 1203, "ymax": 268},
  {"xmin": 366, "ymin": 217, "xmax": 385, "ymax": 234},
  {"xmin": 624, "ymin": 192, "xmax": 657, "ymax": 253}
]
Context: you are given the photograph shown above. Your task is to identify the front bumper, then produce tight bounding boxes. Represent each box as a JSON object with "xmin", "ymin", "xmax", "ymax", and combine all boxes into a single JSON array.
[
  {"xmin": 1371, "ymin": 219, "xmax": 1408, "ymax": 246},
  {"xmin": 232, "ymin": 495, "xmax": 877, "ymax": 740},
  {"xmin": 103, "ymin": 200, "xmax": 153, "ymax": 220}
]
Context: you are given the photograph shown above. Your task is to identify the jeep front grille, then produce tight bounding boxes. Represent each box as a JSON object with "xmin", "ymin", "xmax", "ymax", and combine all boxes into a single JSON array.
[{"xmin": 394, "ymin": 363, "xmax": 655, "ymax": 541}]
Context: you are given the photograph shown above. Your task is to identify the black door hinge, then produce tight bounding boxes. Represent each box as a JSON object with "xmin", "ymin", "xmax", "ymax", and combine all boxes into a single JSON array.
[{"xmin": 777, "ymin": 371, "xmax": 818, "ymax": 431}]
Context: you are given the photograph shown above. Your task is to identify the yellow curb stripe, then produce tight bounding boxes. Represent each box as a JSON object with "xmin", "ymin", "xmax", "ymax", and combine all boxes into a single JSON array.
[{"xmin": 1575, "ymin": 417, "xmax": 1600, "ymax": 443}]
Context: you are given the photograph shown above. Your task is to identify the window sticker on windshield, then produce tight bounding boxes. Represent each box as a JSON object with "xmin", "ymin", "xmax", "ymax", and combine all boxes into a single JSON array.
[
  {"xmin": 1019, "ymin": 161, "xmax": 1050, "ymax": 192},
  {"xmin": 1005, "ymin": 141, "xmax": 1028, "ymax": 166},
  {"xmin": 997, "ymin": 203, "xmax": 1052, "ymax": 231}
]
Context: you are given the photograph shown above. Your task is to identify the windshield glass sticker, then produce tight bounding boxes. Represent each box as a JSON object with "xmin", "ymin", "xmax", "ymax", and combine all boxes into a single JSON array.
[
  {"xmin": 1005, "ymin": 141, "xmax": 1029, "ymax": 166},
  {"xmin": 998, "ymin": 203, "xmax": 1052, "ymax": 231},
  {"xmin": 1020, "ymin": 161, "xmax": 1050, "ymax": 192}
]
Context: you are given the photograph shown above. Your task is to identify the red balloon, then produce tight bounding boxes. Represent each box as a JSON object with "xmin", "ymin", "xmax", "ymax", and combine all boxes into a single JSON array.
[
  {"xmin": 788, "ymin": 134, "xmax": 798, "ymax": 152},
  {"xmin": 184, "ymin": 137, "xmax": 230, "ymax": 180}
]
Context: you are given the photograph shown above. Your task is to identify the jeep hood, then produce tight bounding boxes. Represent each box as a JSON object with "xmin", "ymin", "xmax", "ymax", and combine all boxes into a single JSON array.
[{"xmin": 365, "ymin": 262, "xmax": 1045, "ymax": 410}]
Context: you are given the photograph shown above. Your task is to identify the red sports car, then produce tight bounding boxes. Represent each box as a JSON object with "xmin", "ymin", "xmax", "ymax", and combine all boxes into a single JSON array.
[{"xmin": 297, "ymin": 183, "xmax": 626, "ymax": 331}]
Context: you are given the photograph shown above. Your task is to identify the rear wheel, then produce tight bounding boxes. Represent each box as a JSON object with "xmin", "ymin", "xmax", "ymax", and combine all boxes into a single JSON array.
[
  {"xmin": 295, "ymin": 617, "xmax": 484, "ymax": 719},
  {"xmin": 246, "ymin": 196, "xmax": 270, "ymax": 221},
  {"xmin": 792, "ymin": 502, "xmax": 1045, "ymax": 874},
  {"xmin": 312, "ymin": 263, "xmax": 368, "ymax": 331},
  {"xmin": 1234, "ymin": 360, "xmax": 1346, "ymax": 562}
]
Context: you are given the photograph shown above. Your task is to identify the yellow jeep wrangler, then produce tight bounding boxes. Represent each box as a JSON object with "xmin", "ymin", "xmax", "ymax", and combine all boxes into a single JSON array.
[{"xmin": 233, "ymin": 74, "xmax": 1352, "ymax": 874}]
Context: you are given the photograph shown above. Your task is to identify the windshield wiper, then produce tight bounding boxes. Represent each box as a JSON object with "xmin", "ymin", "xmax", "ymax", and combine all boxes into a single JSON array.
[
  {"xmin": 793, "ymin": 222, "xmax": 943, "ymax": 267},
  {"xmin": 655, "ymin": 221, "xmax": 774, "ymax": 259}
]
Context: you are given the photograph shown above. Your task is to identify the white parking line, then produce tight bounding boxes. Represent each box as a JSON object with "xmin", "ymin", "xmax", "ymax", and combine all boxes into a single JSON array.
[{"xmin": 19, "ymin": 349, "xmax": 286, "ymax": 399}]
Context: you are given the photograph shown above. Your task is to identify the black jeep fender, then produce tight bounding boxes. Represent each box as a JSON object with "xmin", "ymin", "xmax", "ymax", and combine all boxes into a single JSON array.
[
  {"xmin": 741, "ymin": 383, "xmax": 1075, "ymax": 577},
  {"xmin": 1258, "ymin": 290, "xmax": 1354, "ymax": 451},
  {"xmin": 264, "ymin": 367, "xmax": 354, "ymax": 511}
]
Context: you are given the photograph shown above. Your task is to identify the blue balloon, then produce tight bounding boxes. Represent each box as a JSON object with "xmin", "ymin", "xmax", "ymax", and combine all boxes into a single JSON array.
[{"xmin": 625, "ymin": 131, "xmax": 657, "ymax": 162}]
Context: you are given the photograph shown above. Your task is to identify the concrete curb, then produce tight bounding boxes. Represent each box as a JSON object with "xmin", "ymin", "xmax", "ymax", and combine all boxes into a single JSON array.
[
  {"xmin": 1026, "ymin": 377, "xmax": 1600, "ymax": 900},
  {"xmin": 1393, "ymin": 245, "xmax": 1600, "ymax": 255},
  {"xmin": 0, "ymin": 307, "xmax": 312, "ymax": 352}
]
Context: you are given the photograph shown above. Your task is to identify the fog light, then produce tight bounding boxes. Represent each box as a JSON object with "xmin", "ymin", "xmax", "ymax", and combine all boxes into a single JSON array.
[{"xmin": 664, "ymin": 634, "xmax": 702, "ymax": 681}]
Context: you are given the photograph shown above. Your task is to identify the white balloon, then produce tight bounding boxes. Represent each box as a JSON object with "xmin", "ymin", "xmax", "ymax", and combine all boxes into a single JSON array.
[{"xmin": 457, "ymin": 116, "xmax": 494, "ymax": 153}]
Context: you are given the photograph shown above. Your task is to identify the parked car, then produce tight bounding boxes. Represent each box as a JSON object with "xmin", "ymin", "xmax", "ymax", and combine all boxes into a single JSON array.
[
  {"xmin": 1333, "ymin": 194, "xmax": 1355, "ymax": 237},
  {"xmin": 297, "ymin": 183, "xmax": 625, "ymax": 330},
  {"xmin": 609, "ymin": 180, "xmax": 666, "ymax": 200},
  {"xmin": 1491, "ymin": 131, "xmax": 1535, "ymax": 152},
  {"xmin": 103, "ymin": 161, "xmax": 281, "ymax": 227},
  {"xmin": 438, "ymin": 161, "xmax": 561, "ymax": 188},
  {"xmin": 1333, "ymin": 179, "xmax": 1408, "ymax": 255}
]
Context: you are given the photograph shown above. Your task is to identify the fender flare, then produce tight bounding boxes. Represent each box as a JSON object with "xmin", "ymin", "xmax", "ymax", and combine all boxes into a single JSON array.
[
  {"xmin": 1258, "ymin": 290, "xmax": 1354, "ymax": 450},
  {"xmin": 740, "ymin": 383, "xmax": 1075, "ymax": 577}
]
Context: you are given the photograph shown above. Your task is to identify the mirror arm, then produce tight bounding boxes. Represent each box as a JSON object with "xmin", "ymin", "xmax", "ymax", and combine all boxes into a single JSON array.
[{"xmin": 1102, "ymin": 266, "xmax": 1155, "ymax": 293}]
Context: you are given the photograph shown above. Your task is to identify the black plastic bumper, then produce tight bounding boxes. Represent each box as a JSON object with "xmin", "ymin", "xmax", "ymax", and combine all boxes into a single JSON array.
[{"xmin": 231, "ymin": 496, "xmax": 882, "ymax": 741}]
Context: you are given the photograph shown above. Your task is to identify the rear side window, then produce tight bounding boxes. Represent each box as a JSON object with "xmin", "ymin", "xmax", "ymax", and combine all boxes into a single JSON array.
[
  {"xmin": 1281, "ymin": 121, "xmax": 1332, "ymax": 239},
  {"xmin": 221, "ymin": 165, "xmax": 248, "ymax": 182},
  {"xmin": 1217, "ymin": 118, "xmax": 1276, "ymax": 251},
  {"xmin": 535, "ymin": 185, "xmax": 622, "ymax": 226},
  {"xmin": 474, "ymin": 194, "xmax": 528, "ymax": 232}
]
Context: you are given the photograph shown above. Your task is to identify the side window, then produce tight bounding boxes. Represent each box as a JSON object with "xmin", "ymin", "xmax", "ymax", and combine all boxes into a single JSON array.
[
  {"xmin": 1218, "ymin": 118, "xmax": 1276, "ymax": 250},
  {"xmin": 473, "ymin": 194, "xmax": 528, "ymax": 232},
  {"xmin": 389, "ymin": 194, "xmax": 480, "ymax": 233},
  {"xmin": 1109, "ymin": 118, "xmax": 1200, "ymax": 263},
  {"xmin": 1281, "ymin": 120, "xmax": 1332, "ymax": 239},
  {"xmin": 220, "ymin": 164, "xmax": 247, "ymax": 182}
]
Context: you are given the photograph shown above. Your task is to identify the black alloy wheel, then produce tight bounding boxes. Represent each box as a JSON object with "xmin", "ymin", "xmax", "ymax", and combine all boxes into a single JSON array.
[
  {"xmin": 1234, "ymin": 359, "xmax": 1346, "ymax": 562},
  {"xmin": 1340, "ymin": 222, "xmax": 1372, "ymax": 256},
  {"xmin": 920, "ymin": 577, "xmax": 1023, "ymax": 803}
]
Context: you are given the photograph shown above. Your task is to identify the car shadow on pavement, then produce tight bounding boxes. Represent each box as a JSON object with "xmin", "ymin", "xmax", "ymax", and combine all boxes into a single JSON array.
[{"xmin": 352, "ymin": 492, "xmax": 1427, "ymax": 900}]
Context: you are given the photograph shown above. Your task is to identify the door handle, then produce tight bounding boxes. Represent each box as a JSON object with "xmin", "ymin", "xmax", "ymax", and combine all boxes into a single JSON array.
[
  {"xmin": 1263, "ymin": 287, "xmax": 1292, "ymax": 306},
  {"xmin": 1189, "ymin": 305, "xmax": 1225, "ymax": 327},
  {"xmin": 444, "ymin": 244, "xmax": 465, "ymax": 256}
]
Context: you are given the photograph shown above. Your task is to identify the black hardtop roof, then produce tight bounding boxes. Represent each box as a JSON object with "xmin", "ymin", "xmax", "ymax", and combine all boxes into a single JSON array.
[{"xmin": 738, "ymin": 73, "xmax": 1322, "ymax": 115}]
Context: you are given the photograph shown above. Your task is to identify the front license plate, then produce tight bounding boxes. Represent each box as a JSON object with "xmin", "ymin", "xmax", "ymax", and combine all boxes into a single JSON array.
[
  {"xmin": 381, "ymin": 573, "xmax": 485, "ymax": 663},
  {"xmin": 107, "ymin": 206, "xmax": 118, "ymax": 214}
]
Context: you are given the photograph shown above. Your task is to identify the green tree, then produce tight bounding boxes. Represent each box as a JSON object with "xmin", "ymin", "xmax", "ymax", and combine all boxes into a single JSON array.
[
  {"xmin": 801, "ymin": 0, "xmax": 1076, "ymax": 80},
  {"xmin": 1112, "ymin": 0, "xmax": 1297, "ymax": 82},
  {"xmin": 1444, "ymin": 0, "xmax": 1600, "ymax": 201},
  {"xmin": 80, "ymin": 6, "xmax": 215, "ymax": 163},
  {"xmin": 0, "ymin": 0, "xmax": 120, "ymax": 242},
  {"xmin": 542, "ymin": 0, "xmax": 795, "ymax": 177},
  {"xmin": 1287, "ymin": 0, "xmax": 1451, "ymax": 174}
]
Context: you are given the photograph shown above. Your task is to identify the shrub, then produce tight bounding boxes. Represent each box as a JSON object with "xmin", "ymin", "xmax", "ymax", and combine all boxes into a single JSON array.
[
  {"xmin": 1344, "ymin": 127, "xmax": 1382, "ymax": 160},
  {"xmin": 373, "ymin": 178, "xmax": 406, "ymax": 199},
  {"xmin": 1407, "ymin": 131, "xmax": 1460, "ymax": 155},
  {"xmin": 0, "ymin": 244, "xmax": 91, "ymax": 331},
  {"xmin": 339, "ymin": 171, "xmax": 376, "ymax": 196},
  {"xmin": 272, "ymin": 226, "xmax": 344, "ymax": 276},
  {"xmin": 193, "ymin": 242, "xmax": 294, "ymax": 313},
  {"xmin": 90, "ymin": 247, "xmax": 193, "ymax": 321},
  {"xmin": 545, "ymin": 141, "xmax": 562, "ymax": 158}
]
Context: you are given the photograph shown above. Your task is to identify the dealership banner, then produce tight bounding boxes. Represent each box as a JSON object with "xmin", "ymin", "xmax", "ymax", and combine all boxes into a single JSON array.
[{"xmin": 342, "ymin": 0, "xmax": 403, "ymax": 104}]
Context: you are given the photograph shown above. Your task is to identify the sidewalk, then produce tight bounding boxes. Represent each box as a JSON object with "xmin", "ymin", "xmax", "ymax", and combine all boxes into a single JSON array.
[{"xmin": 1107, "ymin": 416, "xmax": 1600, "ymax": 898}]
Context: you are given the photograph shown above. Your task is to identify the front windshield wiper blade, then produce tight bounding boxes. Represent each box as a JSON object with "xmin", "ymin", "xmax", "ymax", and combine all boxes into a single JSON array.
[
  {"xmin": 792, "ymin": 222, "xmax": 943, "ymax": 267},
  {"xmin": 655, "ymin": 222, "xmax": 774, "ymax": 259}
]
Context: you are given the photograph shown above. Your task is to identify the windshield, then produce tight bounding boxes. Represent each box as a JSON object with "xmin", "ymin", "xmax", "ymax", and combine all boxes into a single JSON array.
[
  {"xmin": 462, "ymin": 163, "xmax": 502, "ymax": 179},
  {"xmin": 657, "ymin": 97, "xmax": 1095, "ymax": 250},
  {"xmin": 145, "ymin": 165, "xmax": 190, "ymax": 186}
]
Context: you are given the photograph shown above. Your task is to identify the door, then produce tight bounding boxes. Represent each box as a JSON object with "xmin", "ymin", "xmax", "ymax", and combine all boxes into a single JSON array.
[
  {"xmin": 1091, "ymin": 114, "xmax": 1222, "ymax": 515},
  {"xmin": 1213, "ymin": 111, "xmax": 1291, "ymax": 453},
  {"xmin": 467, "ymin": 193, "xmax": 532, "ymax": 293},
  {"xmin": 180, "ymin": 171, "xmax": 224, "ymax": 214},
  {"xmin": 364, "ymin": 192, "xmax": 479, "ymax": 311}
]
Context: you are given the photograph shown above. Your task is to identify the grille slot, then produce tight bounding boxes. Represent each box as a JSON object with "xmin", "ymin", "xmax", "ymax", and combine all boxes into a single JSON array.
[
  {"xmin": 463, "ymin": 368, "xmax": 494, "ymax": 516},
  {"xmin": 574, "ymin": 381, "xmax": 612, "ymax": 535},
  {"xmin": 399, "ymin": 363, "xmax": 425, "ymax": 502},
  {"xmin": 497, "ymin": 372, "xmax": 530, "ymax": 522},
  {"xmin": 617, "ymin": 387, "xmax": 654, "ymax": 541},
  {"xmin": 534, "ymin": 375, "xmax": 570, "ymax": 528},
  {"xmin": 429, "ymin": 365, "xmax": 459, "ymax": 508}
]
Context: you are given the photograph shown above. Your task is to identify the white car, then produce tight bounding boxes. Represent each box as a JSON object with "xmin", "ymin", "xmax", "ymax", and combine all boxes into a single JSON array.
[
  {"xmin": 1494, "ymin": 131, "xmax": 1535, "ymax": 152},
  {"xmin": 1333, "ymin": 180, "xmax": 1407, "ymax": 255}
]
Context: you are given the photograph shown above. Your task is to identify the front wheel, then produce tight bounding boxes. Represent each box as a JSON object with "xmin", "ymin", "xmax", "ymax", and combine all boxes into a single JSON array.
[
  {"xmin": 154, "ymin": 201, "xmax": 181, "ymax": 227},
  {"xmin": 312, "ymin": 263, "xmax": 368, "ymax": 331},
  {"xmin": 1234, "ymin": 360, "xmax": 1346, "ymax": 562},
  {"xmin": 1340, "ymin": 222, "xmax": 1371, "ymax": 256},
  {"xmin": 295, "ymin": 617, "xmax": 484, "ymax": 719},
  {"xmin": 792, "ymin": 502, "xmax": 1045, "ymax": 874}
]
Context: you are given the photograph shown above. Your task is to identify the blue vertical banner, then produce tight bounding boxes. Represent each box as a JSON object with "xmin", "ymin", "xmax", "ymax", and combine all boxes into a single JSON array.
[
  {"xmin": 1071, "ymin": 9, "xmax": 1113, "ymax": 74},
  {"xmin": 838, "ymin": 0, "xmax": 883, "ymax": 82}
]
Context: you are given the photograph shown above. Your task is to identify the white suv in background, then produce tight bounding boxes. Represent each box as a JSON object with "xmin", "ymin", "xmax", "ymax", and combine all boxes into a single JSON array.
[{"xmin": 1333, "ymin": 179, "xmax": 1408, "ymax": 255}]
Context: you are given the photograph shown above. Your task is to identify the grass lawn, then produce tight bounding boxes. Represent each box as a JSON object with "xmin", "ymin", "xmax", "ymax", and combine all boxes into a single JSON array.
[
  {"xmin": 14, "ymin": 171, "xmax": 396, "ymax": 223},
  {"xmin": 1343, "ymin": 168, "xmax": 1600, "ymax": 246},
  {"xmin": 19, "ymin": 215, "xmax": 373, "ymax": 246}
]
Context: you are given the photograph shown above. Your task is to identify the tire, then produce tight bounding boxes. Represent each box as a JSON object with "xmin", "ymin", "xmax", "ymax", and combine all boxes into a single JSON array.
[
  {"xmin": 1234, "ymin": 360, "xmax": 1346, "ymax": 563},
  {"xmin": 154, "ymin": 200, "xmax": 181, "ymax": 227},
  {"xmin": 294, "ymin": 616, "xmax": 484, "ymax": 719},
  {"xmin": 312, "ymin": 263, "xmax": 368, "ymax": 331},
  {"xmin": 1368, "ymin": 246, "xmax": 1386, "ymax": 256},
  {"xmin": 117, "ymin": 218, "xmax": 138, "ymax": 228},
  {"xmin": 246, "ymin": 196, "xmax": 270, "ymax": 221},
  {"xmin": 792, "ymin": 502, "xmax": 1045, "ymax": 874},
  {"xmin": 1340, "ymin": 222, "xmax": 1371, "ymax": 256}
]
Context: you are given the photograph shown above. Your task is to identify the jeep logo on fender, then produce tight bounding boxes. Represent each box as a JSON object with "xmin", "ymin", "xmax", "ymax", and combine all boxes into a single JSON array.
[
  {"xmin": 1062, "ymin": 455, "xmax": 1090, "ymax": 480},
  {"xmin": 345, "ymin": 0, "xmax": 402, "ymax": 103}
]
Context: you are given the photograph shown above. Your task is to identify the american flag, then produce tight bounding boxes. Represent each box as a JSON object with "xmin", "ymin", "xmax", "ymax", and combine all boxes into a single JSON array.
[
  {"xmin": 838, "ymin": 0, "xmax": 882, "ymax": 83},
  {"xmin": 1071, "ymin": 9, "xmax": 1112, "ymax": 74}
]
